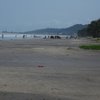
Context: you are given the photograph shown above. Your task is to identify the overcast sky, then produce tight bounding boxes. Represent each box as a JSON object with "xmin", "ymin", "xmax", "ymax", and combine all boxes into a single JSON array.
[{"xmin": 0, "ymin": 0, "xmax": 100, "ymax": 32}]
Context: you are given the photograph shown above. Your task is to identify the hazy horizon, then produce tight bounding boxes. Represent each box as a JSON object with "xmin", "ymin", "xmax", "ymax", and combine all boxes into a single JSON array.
[{"xmin": 0, "ymin": 0, "xmax": 100, "ymax": 32}]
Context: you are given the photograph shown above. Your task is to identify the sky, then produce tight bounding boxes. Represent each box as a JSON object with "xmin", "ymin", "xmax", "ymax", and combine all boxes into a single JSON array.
[{"xmin": 0, "ymin": 0, "xmax": 100, "ymax": 32}]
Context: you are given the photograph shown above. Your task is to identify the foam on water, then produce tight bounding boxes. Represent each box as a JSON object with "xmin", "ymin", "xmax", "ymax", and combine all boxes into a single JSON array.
[{"xmin": 0, "ymin": 34, "xmax": 67, "ymax": 40}]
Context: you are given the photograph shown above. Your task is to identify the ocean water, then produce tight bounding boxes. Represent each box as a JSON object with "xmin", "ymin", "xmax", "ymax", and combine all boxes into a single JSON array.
[
  {"xmin": 0, "ymin": 34, "xmax": 43, "ymax": 40},
  {"xmin": 0, "ymin": 34, "xmax": 67, "ymax": 40}
]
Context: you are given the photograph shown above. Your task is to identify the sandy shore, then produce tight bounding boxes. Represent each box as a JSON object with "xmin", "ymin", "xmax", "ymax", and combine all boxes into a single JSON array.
[{"xmin": 0, "ymin": 38, "xmax": 100, "ymax": 100}]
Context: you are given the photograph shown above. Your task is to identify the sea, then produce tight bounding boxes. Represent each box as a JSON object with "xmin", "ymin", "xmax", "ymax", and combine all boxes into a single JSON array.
[{"xmin": 0, "ymin": 33, "xmax": 68, "ymax": 40}]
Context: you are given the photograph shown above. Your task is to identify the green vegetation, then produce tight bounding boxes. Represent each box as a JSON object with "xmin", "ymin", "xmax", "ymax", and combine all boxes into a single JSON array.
[
  {"xmin": 80, "ymin": 45, "xmax": 100, "ymax": 50},
  {"xmin": 96, "ymin": 38, "xmax": 100, "ymax": 42},
  {"xmin": 78, "ymin": 19, "xmax": 100, "ymax": 38}
]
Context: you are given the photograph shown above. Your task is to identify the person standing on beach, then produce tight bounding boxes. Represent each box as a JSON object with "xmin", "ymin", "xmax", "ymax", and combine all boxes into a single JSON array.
[{"xmin": 2, "ymin": 34, "xmax": 4, "ymax": 39}]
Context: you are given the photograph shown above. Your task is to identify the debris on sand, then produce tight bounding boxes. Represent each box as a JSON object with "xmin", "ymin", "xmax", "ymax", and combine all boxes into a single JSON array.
[{"xmin": 37, "ymin": 65, "xmax": 45, "ymax": 68}]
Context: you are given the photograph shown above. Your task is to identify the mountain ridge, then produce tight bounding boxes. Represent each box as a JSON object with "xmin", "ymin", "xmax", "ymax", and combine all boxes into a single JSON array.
[{"xmin": 24, "ymin": 24, "xmax": 87, "ymax": 35}]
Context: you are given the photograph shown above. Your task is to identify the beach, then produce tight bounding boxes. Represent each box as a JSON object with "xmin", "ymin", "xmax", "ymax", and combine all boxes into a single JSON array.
[{"xmin": 0, "ymin": 38, "xmax": 100, "ymax": 100}]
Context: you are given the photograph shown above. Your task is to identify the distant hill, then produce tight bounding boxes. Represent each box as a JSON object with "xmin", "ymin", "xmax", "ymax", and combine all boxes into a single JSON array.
[
  {"xmin": 24, "ymin": 24, "xmax": 87, "ymax": 35},
  {"xmin": 78, "ymin": 19, "xmax": 100, "ymax": 37}
]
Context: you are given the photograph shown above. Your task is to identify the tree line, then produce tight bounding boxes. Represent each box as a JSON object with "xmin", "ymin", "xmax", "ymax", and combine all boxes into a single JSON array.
[{"xmin": 78, "ymin": 19, "xmax": 100, "ymax": 38}]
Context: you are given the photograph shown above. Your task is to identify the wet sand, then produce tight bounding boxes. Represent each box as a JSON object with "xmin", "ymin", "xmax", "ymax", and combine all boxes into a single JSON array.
[{"xmin": 0, "ymin": 38, "xmax": 100, "ymax": 100}]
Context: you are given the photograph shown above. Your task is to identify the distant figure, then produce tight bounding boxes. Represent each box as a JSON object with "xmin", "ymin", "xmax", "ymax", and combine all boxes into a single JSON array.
[
  {"xmin": 15, "ymin": 35, "xmax": 17, "ymax": 38},
  {"xmin": 23, "ymin": 35, "xmax": 25, "ymax": 38},
  {"xmin": 55, "ymin": 36, "xmax": 61, "ymax": 39},
  {"xmin": 34, "ymin": 35, "xmax": 37, "ymax": 38},
  {"xmin": 50, "ymin": 36, "xmax": 55, "ymax": 39},
  {"xmin": 48, "ymin": 36, "xmax": 50, "ymax": 38},
  {"xmin": 43, "ymin": 36, "xmax": 46, "ymax": 39},
  {"xmin": 2, "ymin": 34, "xmax": 4, "ymax": 39}
]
